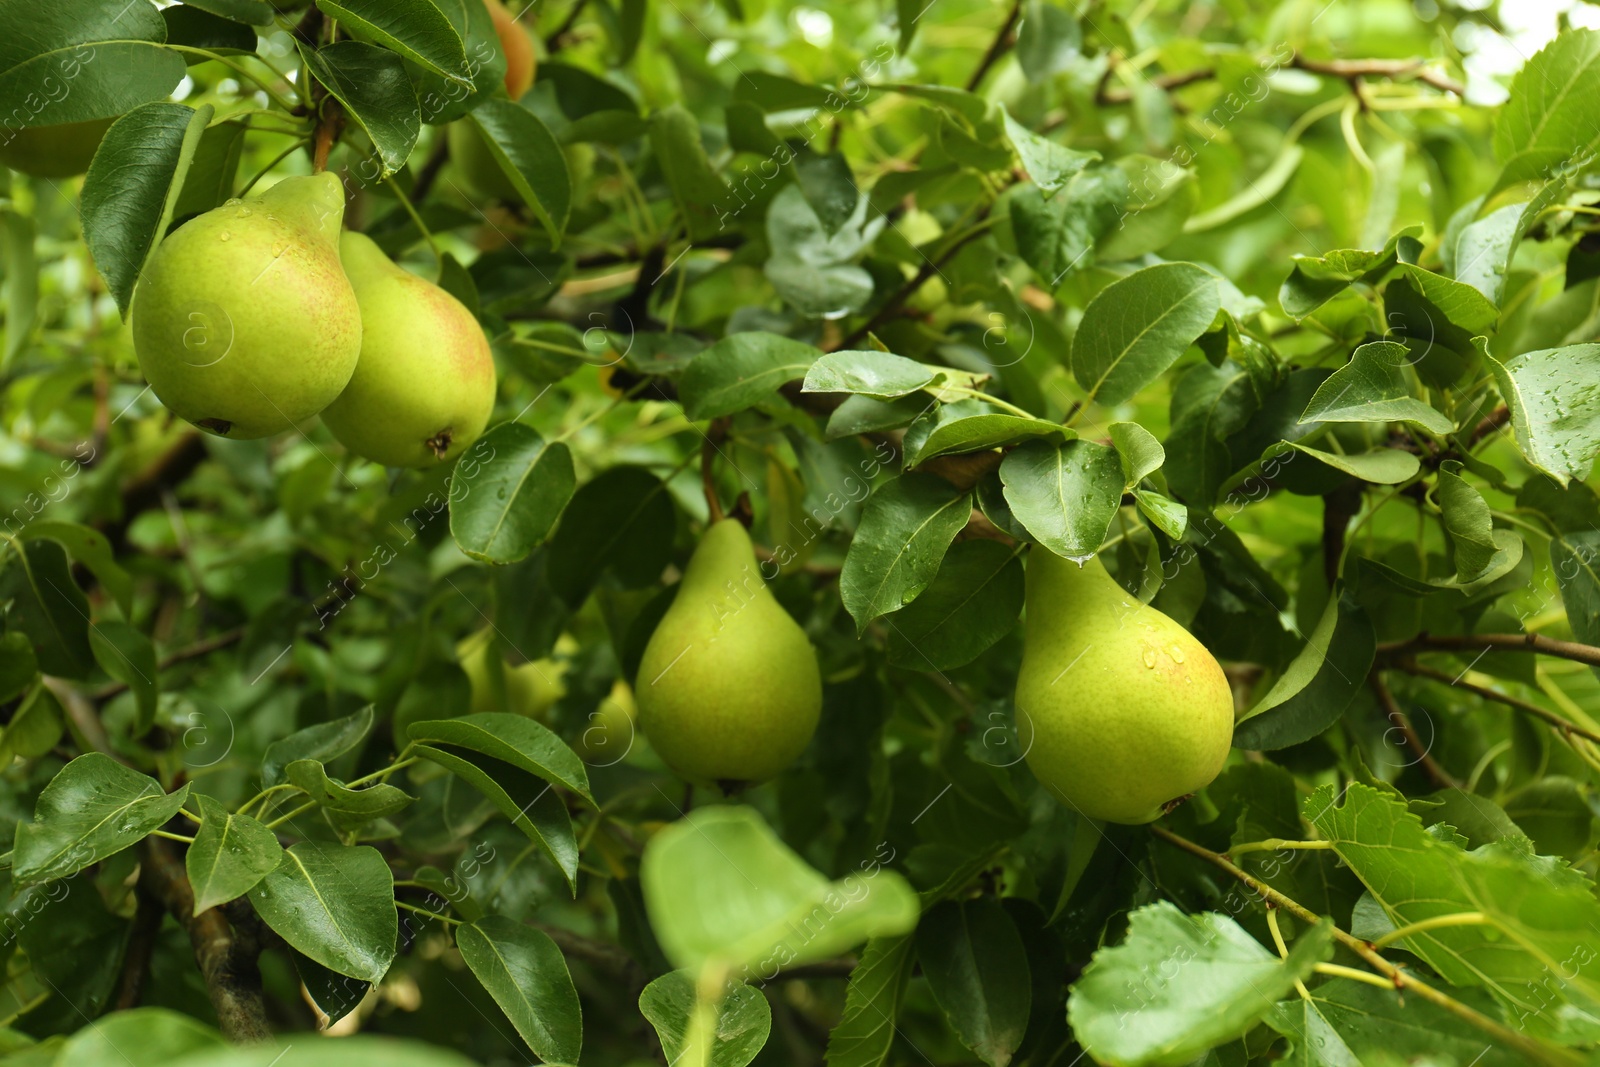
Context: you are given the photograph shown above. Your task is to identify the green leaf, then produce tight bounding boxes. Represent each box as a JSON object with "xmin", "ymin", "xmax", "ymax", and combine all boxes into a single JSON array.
[
  {"xmin": 458, "ymin": 916, "xmax": 583, "ymax": 1065},
  {"xmin": 803, "ymin": 351, "xmax": 935, "ymax": 399},
  {"xmin": 162, "ymin": 7, "xmax": 258, "ymax": 56},
  {"xmin": 171, "ymin": 120, "xmax": 248, "ymax": 218},
  {"xmin": 58, "ymin": 1008, "xmax": 224, "ymax": 1066},
  {"xmin": 795, "ymin": 151, "xmax": 859, "ymax": 237},
  {"xmin": 0, "ymin": 538, "xmax": 91, "ymax": 678},
  {"xmin": 160, "ymin": 1038, "xmax": 483, "ymax": 1066},
  {"xmin": 1486, "ymin": 342, "xmax": 1600, "ymax": 486},
  {"xmin": 765, "ymin": 185, "xmax": 879, "ymax": 318},
  {"xmin": 409, "ymin": 713, "xmax": 591, "ymax": 891},
  {"xmin": 915, "ymin": 899, "xmax": 1030, "ymax": 1067},
  {"xmin": 640, "ymin": 970, "xmax": 770, "ymax": 1067},
  {"xmin": 999, "ymin": 439, "xmax": 1123, "ymax": 561},
  {"xmin": 1, "ymin": 209, "xmax": 35, "ymax": 369},
  {"xmin": 186, "ymin": 794, "xmax": 283, "ymax": 914},
  {"xmin": 679, "ymin": 332, "xmax": 820, "ymax": 421},
  {"xmin": 1447, "ymin": 183, "xmax": 1564, "ymax": 303},
  {"xmin": 886, "ymin": 540, "xmax": 1024, "ymax": 671},
  {"xmin": 1503, "ymin": 776, "xmax": 1595, "ymax": 859},
  {"xmin": 649, "ymin": 104, "xmax": 731, "ymax": 241},
  {"xmin": 1436, "ymin": 463, "xmax": 1499, "ymax": 581},
  {"xmin": 1276, "ymin": 230, "xmax": 1419, "ymax": 320},
  {"xmin": 315, "ymin": 0, "xmax": 470, "ymax": 85},
  {"xmin": 1232, "ymin": 594, "xmax": 1375, "ymax": 751},
  {"xmin": 0, "ymin": 630, "xmax": 37, "ymax": 704},
  {"xmin": 0, "ymin": 0, "xmax": 184, "ymax": 127},
  {"xmin": 183, "ymin": 0, "xmax": 276, "ymax": 23},
  {"xmin": 1552, "ymin": 530, "xmax": 1600, "ymax": 660},
  {"xmin": 1008, "ymin": 168, "xmax": 1129, "ymax": 284},
  {"xmin": 449, "ymin": 424, "xmax": 576, "ymax": 564},
  {"xmin": 25, "ymin": 520, "xmax": 134, "ymax": 617},
  {"xmin": 839, "ymin": 474, "xmax": 972, "ymax": 632},
  {"xmin": 249, "ymin": 842, "xmax": 397, "ymax": 983},
  {"xmin": 1492, "ymin": 28, "xmax": 1600, "ymax": 187},
  {"xmin": 1266, "ymin": 982, "xmax": 1526, "ymax": 1067},
  {"xmin": 546, "ymin": 466, "xmax": 677, "ymax": 604},
  {"xmin": 1000, "ymin": 107, "xmax": 1097, "ymax": 195},
  {"xmin": 1066, "ymin": 902, "xmax": 1334, "ymax": 1067},
  {"xmin": 261, "ymin": 705, "xmax": 375, "ymax": 787},
  {"xmin": 1163, "ymin": 361, "xmax": 1259, "ymax": 508},
  {"xmin": 826, "ymin": 394, "xmax": 931, "ymax": 439},
  {"xmin": 301, "ymin": 41, "xmax": 420, "ymax": 178},
  {"xmin": 466, "ymin": 99, "xmax": 571, "ymax": 244},
  {"xmin": 1281, "ymin": 441, "xmax": 1420, "ymax": 485},
  {"xmin": 824, "ymin": 935, "xmax": 916, "ymax": 1067},
  {"xmin": 1306, "ymin": 782, "xmax": 1600, "ymax": 1032},
  {"xmin": 902, "ymin": 403, "xmax": 1069, "ymax": 467},
  {"xmin": 1133, "ymin": 490, "xmax": 1187, "ymax": 539},
  {"xmin": 89, "ymin": 621, "xmax": 158, "ymax": 732},
  {"xmin": 293, "ymin": 948, "xmax": 371, "ymax": 1027},
  {"xmin": 12, "ymin": 753, "xmax": 190, "ymax": 886},
  {"xmin": 1300, "ymin": 341, "xmax": 1456, "ymax": 435},
  {"xmin": 730, "ymin": 71, "xmax": 837, "ymax": 112},
  {"xmin": 640, "ymin": 806, "xmax": 919, "ymax": 973},
  {"xmin": 1108, "ymin": 422, "xmax": 1165, "ymax": 486},
  {"xmin": 285, "ymin": 759, "xmax": 415, "ymax": 829},
  {"xmin": 1014, "ymin": 0, "xmax": 1081, "ymax": 80},
  {"xmin": 82, "ymin": 102, "xmax": 212, "ymax": 317},
  {"xmin": 407, "ymin": 714, "xmax": 591, "ymax": 802},
  {"xmin": 0, "ymin": 683, "xmax": 63, "ymax": 765},
  {"xmin": 1072, "ymin": 263, "xmax": 1221, "ymax": 407}
]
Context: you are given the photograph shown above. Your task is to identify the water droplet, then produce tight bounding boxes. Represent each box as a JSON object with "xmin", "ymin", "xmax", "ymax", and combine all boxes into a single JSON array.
[
  {"xmin": 224, "ymin": 198, "xmax": 242, "ymax": 206},
  {"xmin": 1142, "ymin": 648, "xmax": 1157, "ymax": 668},
  {"xmin": 237, "ymin": 207, "xmax": 251, "ymax": 217},
  {"xmin": 1168, "ymin": 645, "xmax": 1185, "ymax": 664},
  {"xmin": 219, "ymin": 232, "xmax": 231, "ymax": 242},
  {"xmin": 1066, "ymin": 553, "xmax": 1095, "ymax": 567}
]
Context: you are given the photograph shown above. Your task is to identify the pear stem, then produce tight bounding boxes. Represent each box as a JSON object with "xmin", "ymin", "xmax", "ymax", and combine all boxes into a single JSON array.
[
  {"xmin": 1150, "ymin": 824, "xmax": 1582, "ymax": 1067},
  {"xmin": 701, "ymin": 419, "xmax": 729, "ymax": 523},
  {"xmin": 386, "ymin": 177, "xmax": 441, "ymax": 259}
]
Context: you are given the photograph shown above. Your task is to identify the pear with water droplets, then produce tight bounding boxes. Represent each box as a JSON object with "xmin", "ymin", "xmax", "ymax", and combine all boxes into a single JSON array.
[
  {"xmin": 130, "ymin": 173, "xmax": 362, "ymax": 439},
  {"xmin": 1016, "ymin": 550, "xmax": 1233, "ymax": 824},
  {"xmin": 318, "ymin": 233, "xmax": 496, "ymax": 468},
  {"xmin": 635, "ymin": 519, "xmax": 822, "ymax": 789}
]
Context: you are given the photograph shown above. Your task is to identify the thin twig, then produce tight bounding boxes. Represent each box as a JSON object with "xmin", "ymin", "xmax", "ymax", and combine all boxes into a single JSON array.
[
  {"xmin": 1394, "ymin": 661, "xmax": 1600, "ymax": 744},
  {"xmin": 1098, "ymin": 52, "xmax": 1464, "ymax": 104},
  {"xmin": 833, "ymin": 214, "xmax": 992, "ymax": 351},
  {"xmin": 90, "ymin": 628, "xmax": 246, "ymax": 702},
  {"xmin": 1149, "ymin": 826, "xmax": 1581, "ymax": 1067},
  {"xmin": 965, "ymin": 0, "xmax": 1023, "ymax": 92},
  {"xmin": 1370, "ymin": 673, "xmax": 1461, "ymax": 789},
  {"xmin": 1377, "ymin": 632, "xmax": 1600, "ymax": 670}
]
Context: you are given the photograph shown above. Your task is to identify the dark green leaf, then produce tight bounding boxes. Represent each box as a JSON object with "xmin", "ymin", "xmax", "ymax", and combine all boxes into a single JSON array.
[
  {"xmin": 1300, "ymin": 340, "xmax": 1456, "ymax": 434},
  {"xmin": 0, "ymin": 0, "xmax": 184, "ymax": 128},
  {"xmin": 679, "ymin": 332, "xmax": 819, "ymax": 420},
  {"xmin": 824, "ymin": 935, "xmax": 916, "ymax": 1067},
  {"xmin": 82, "ymin": 102, "xmax": 212, "ymax": 317},
  {"xmin": 186, "ymin": 794, "xmax": 283, "ymax": 914},
  {"xmin": 302, "ymin": 41, "xmax": 420, "ymax": 178},
  {"xmin": 649, "ymin": 104, "xmax": 731, "ymax": 241},
  {"xmin": 162, "ymin": 7, "xmax": 258, "ymax": 56},
  {"xmin": 915, "ymin": 899, "xmax": 1030, "ymax": 1067},
  {"xmin": 887, "ymin": 540, "xmax": 1023, "ymax": 671},
  {"xmin": 449, "ymin": 424, "xmax": 576, "ymax": 564},
  {"xmin": 839, "ymin": 474, "xmax": 972, "ymax": 632},
  {"xmin": 0, "ymin": 538, "xmax": 92, "ymax": 679},
  {"xmin": 12, "ymin": 753, "xmax": 190, "ymax": 886},
  {"xmin": 459, "ymin": 916, "xmax": 583, "ymax": 1065},
  {"xmin": 1001, "ymin": 108, "xmax": 1096, "ymax": 195},
  {"xmin": 1072, "ymin": 263, "xmax": 1221, "ymax": 407},
  {"xmin": 89, "ymin": 620, "xmax": 157, "ymax": 732},
  {"xmin": 1233, "ymin": 594, "xmax": 1375, "ymax": 750},
  {"xmin": 1000, "ymin": 439, "xmax": 1122, "ymax": 561},
  {"xmin": 803, "ymin": 351, "xmax": 935, "ymax": 399},
  {"xmin": 249, "ymin": 842, "xmax": 397, "ymax": 983},
  {"xmin": 261, "ymin": 705, "xmax": 375, "ymax": 787},
  {"xmin": 546, "ymin": 466, "xmax": 677, "ymax": 604},
  {"xmin": 315, "ymin": 0, "xmax": 470, "ymax": 84},
  {"xmin": 466, "ymin": 98, "xmax": 572, "ymax": 242},
  {"xmin": 286, "ymin": 759, "xmax": 415, "ymax": 828}
]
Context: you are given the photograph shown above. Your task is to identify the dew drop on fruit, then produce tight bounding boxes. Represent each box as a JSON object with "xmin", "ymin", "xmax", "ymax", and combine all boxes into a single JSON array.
[
  {"xmin": 1168, "ymin": 645, "xmax": 1185, "ymax": 663},
  {"xmin": 1142, "ymin": 648, "xmax": 1157, "ymax": 668},
  {"xmin": 219, "ymin": 232, "xmax": 231, "ymax": 242},
  {"xmin": 225, "ymin": 198, "xmax": 241, "ymax": 206},
  {"xmin": 237, "ymin": 207, "xmax": 251, "ymax": 217}
]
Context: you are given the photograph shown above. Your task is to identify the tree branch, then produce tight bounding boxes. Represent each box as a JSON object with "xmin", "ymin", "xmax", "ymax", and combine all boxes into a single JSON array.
[
  {"xmin": 1392, "ymin": 660, "xmax": 1600, "ymax": 745},
  {"xmin": 1097, "ymin": 51, "xmax": 1463, "ymax": 104},
  {"xmin": 832, "ymin": 215, "xmax": 992, "ymax": 351},
  {"xmin": 965, "ymin": 0, "xmax": 1023, "ymax": 92},
  {"xmin": 1376, "ymin": 632, "xmax": 1600, "ymax": 670},
  {"xmin": 1149, "ymin": 826, "xmax": 1582, "ymax": 1067},
  {"xmin": 1369, "ymin": 673, "xmax": 1461, "ymax": 789},
  {"xmin": 140, "ymin": 838, "xmax": 272, "ymax": 1043}
]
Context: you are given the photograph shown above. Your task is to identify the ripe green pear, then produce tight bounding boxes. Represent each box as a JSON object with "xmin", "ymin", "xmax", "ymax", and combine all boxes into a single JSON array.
[
  {"xmin": 0, "ymin": 118, "xmax": 112, "ymax": 177},
  {"xmin": 131, "ymin": 173, "xmax": 361, "ymax": 439},
  {"xmin": 458, "ymin": 628, "xmax": 566, "ymax": 720},
  {"xmin": 636, "ymin": 519, "xmax": 822, "ymax": 789},
  {"xmin": 1016, "ymin": 551, "xmax": 1233, "ymax": 825},
  {"xmin": 318, "ymin": 232, "xmax": 496, "ymax": 468}
]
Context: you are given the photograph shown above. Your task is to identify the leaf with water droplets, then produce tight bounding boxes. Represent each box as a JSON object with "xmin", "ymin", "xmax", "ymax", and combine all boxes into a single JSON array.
[
  {"xmin": 1486, "ymin": 341, "xmax": 1600, "ymax": 487},
  {"xmin": 187, "ymin": 794, "xmax": 283, "ymax": 914}
]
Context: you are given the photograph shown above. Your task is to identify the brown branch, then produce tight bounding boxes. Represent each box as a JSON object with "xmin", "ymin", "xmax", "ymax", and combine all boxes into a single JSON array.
[
  {"xmin": 1149, "ymin": 826, "xmax": 1581, "ymax": 1067},
  {"xmin": 89, "ymin": 628, "xmax": 246, "ymax": 702},
  {"xmin": 965, "ymin": 0, "xmax": 1023, "ymax": 92},
  {"xmin": 1098, "ymin": 66, "xmax": 1217, "ymax": 105},
  {"xmin": 140, "ymin": 839, "xmax": 272, "ymax": 1043},
  {"xmin": 1394, "ymin": 660, "xmax": 1600, "ymax": 745},
  {"xmin": 1370, "ymin": 672, "xmax": 1461, "ymax": 789},
  {"xmin": 833, "ymin": 215, "xmax": 992, "ymax": 351},
  {"xmin": 701, "ymin": 418, "xmax": 728, "ymax": 524},
  {"xmin": 1098, "ymin": 51, "xmax": 1463, "ymax": 105},
  {"xmin": 1376, "ymin": 632, "xmax": 1600, "ymax": 670},
  {"xmin": 116, "ymin": 888, "xmax": 166, "ymax": 1010},
  {"xmin": 311, "ymin": 98, "xmax": 345, "ymax": 174},
  {"xmin": 1321, "ymin": 484, "xmax": 1361, "ymax": 588}
]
